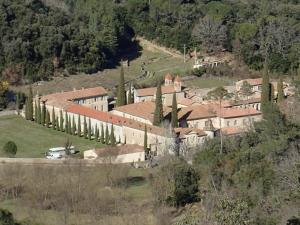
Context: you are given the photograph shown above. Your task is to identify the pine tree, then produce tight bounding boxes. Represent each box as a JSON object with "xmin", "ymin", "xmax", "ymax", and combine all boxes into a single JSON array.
[
  {"xmin": 116, "ymin": 66, "xmax": 126, "ymax": 106},
  {"xmin": 144, "ymin": 125, "xmax": 148, "ymax": 154},
  {"xmin": 26, "ymin": 86, "xmax": 34, "ymax": 121},
  {"xmin": 45, "ymin": 110, "xmax": 50, "ymax": 128},
  {"xmin": 16, "ymin": 92, "xmax": 20, "ymax": 114},
  {"xmin": 72, "ymin": 116, "xmax": 76, "ymax": 135},
  {"xmin": 153, "ymin": 84, "xmax": 163, "ymax": 126},
  {"xmin": 59, "ymin": 111, "xmax": 64, "ymax": 132},
  {"xmin": 261, "ymin": 61, "xmax": 271, "ymax": 115},
  {"xmin": 77, "ymin": 115, "xmax": 81, "ymax": 137},
  {"xmin": 127, "ymin": 83, "xmax": 134, "ymax": 104},
  {"xmin": 83, "ymin": 116, "xmax": 88, "ymax": 139},
  {"xmin": 171, "ymin": 93, "xmax": 178, "ymax": 128},
  {"xmin": 100, "ymin": 124, "xmax": 105, "ymax": 144},
  {"xmin": 110, "ymin": 124, "xmax": 116, "ymax": 146},
  {"xmin": 105, "ymin": 125, "xmax": 109, "ymax": 144},
  {"xmin": 41, "ymin": 102, "xmax": 46, "ymax": 126},
  {"xmin": 65, "ymin": 112, "xmax": 68, "ymax": 133},
  {"xmin": 88, "ymin": 118, "xmax": 92, "ymax": 140},
  {"xmin": 277, "ymin": 78, "xmax": 284, "ymax": 103},
  {"xmin": 94, "ymin": 124, "xmax": 99, "ymax": 142},
  {"xmin": 52, "ymin": 107, "xmax": 56, "ymax": 130}
]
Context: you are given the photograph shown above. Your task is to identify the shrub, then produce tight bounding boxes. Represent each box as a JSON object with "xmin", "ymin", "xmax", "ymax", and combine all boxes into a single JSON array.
[{"xmin": 3, "ymin": 141, "xmax": 17, "ymax": 157}]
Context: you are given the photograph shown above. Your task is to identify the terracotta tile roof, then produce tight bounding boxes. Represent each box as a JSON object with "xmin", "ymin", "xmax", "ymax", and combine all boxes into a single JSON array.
[
  {"xmin": 219, "ymin": 108, "xmax": 261, "ymax": 118},
  {"xmin": 113, "ymin": 101, "xmax": 171, "ymax": 123},
  {"xmin": 174, "ymin": 75, "xmax": 181, "ymax": 82},
  {"xmin": 178, "ymin": 105, "xmax": 216, "ymax": 120},
  {"xmin": 66, "ymin": 104, "xmax": 167, "ymax": 136},
  {"xmin": 94, "ymin": 144, "xmax": 144, "ymax": 157},
  {"xmin": 230, "ymin": 97, "xmax": 261, "ymax": 106},
  {"xmin": 136, "ymin": 85, "xmax": 178, "ymax": 97},
  {"xmin": 165, "ymin": 73, "xmax": 173, "ymax": 81},
  {"xmin": 41, "ymin": 87, "xmax": 107, "ymax": 109},
  {"xmin": 221, "ymin": 127, "xmax": 244, "ymax": 136},
  {"xmin": 174, "ymin": 127, "xmax": 207, "ymax": 138},
  {"xmin": 177, "ymin": 98, "xmax": 196, "ymax": 107}
]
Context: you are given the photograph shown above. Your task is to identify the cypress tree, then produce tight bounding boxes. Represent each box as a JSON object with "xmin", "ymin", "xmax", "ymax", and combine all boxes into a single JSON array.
[
  {"xmin": 68, "ymin": 116, "xmax": 72, "ymax": 134},
  {"xmin": 144, "ymin": 125, "xmax": 148, "ymax": 153},
  {"xmin": 94, "ymin": 124, "xmax": 99, "ymax": 142},
  {"xmin": 37, "ymin": 99, "xmax": 41, "ymax": 124},
  {"xmin": 52, "ymin": 107, "xmax": 56, "ymax": 130},
  {"xmin": 34, "ymin": 100, "xmax": 38, "ymax": 123},
  {"xmin": 59, "ymin": 110, "xmax": 64, "ymax": 132},
  {"xmin": 171, "ymin": 93, "xmax": 178, "ymax": 128},
  {"xmin": 16, "ymin": 93, "xmax": 20, "ymax": 114},
  {"xmin": 116, "ymin": 66, "xmax": 126, "ymax": 106},
  {"xmin": 153, "ymin": 84, "xmax": 163, "ymax": 126},
  {"xmin": 105, "ymin": 125, "xmax": 109, "ymax": 144},
  {"xmin": 27, "ymin": 86, "xmax": 34, "ymax": 121},
  {"xmin": 56, "ymin": 117, "xmax": 59, "ymax": 131},
  {"xmin": 110, "ymin": 124, "xmax": 116, "ymax": 146},
  {"xmin": 261, "ymin": 61, "xmax": 271, "ymax": 115},
  {"xmin": 83, "ymin": 116, "xmax": 88, "ymax": 139},
  {"xmin": 88, "ymin": 118, "xmax": 92, "ymax": 140},
  {"xmin": 65, "ymin": 112, "xmax": 68, "ymax": 133},
  {"xmin": 127, "ymin": 83, "xmax": 134, "ymax": 104},
  {"xmin": 72, "ymin": 116, "xmax": 76, "ymax": 135},
  {"xmin": 45, "ymin": 110, "xmax": 50, "ymax": 128},
  {"xmin": 77, "ymin": 115, "xmax": 81, "ymax": 137},
  {"xmin": 100, "ymin": 124, "xmax": 105, "ymax": 144},
  {"xmin": 41, "ymin": 102, "xmax": 46, "ymax": 126},
  {"xmin": 277, "ymin": 78, "xmax": 284, "ymax": 103}
]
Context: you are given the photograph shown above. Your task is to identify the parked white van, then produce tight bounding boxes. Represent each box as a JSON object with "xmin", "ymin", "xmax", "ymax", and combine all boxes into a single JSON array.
[{"xmin": 45, "ymin": 146, "xmax": 75, "ymax": 159}]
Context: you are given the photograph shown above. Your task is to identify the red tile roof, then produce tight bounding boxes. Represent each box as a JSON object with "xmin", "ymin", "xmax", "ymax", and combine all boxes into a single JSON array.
[
  {"xmin": 136, "ymin": 85, "xmax": 179, "ymax": 97},
  {"xmin": 221, "ymin": 127, "xmax": 244, "ymax": 135},
  {"xmin": 174, "ymin": 127, "xmax": 207, "ymax": 138},
  {"xmin": 113, "ymin": 101, "xmax": 171, "ymax": 123},
  {"xmin": 177, "ymin": 98, "xmax": 196, "ymax": 107},
  {"xmin": 41, "ymin": 87, "xmax": 107, "ymax": 109},
  {"xmin": 66, "ymin": 104, "xmax": 167, "ymax": 136},
  {"xmin": 165, "ymin": 73, "xmax": 173, "ymax": 81},
  {"xmin": 178, "ymin": 105, "xmax": 216, "ymax": 120},
  {"xmin": 174, "ymin": 75, "xmax": 181, "ymax": 82}
]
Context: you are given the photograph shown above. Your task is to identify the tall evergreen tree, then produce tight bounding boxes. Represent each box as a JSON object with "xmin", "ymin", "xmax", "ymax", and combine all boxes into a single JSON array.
[
  {"xmin": 16, "ymin": 92, "xmax": 20, "ymax": 115},
  {"xmin": 77, "ymin": 115, "xmax": 81, "ymax": 137},
  {"xmin": 277, "ymin": 78, "xmax": 284, "ymax": 103},
  {"xmin": 88, "ymin": 118, "xmax": 92, "ymax": 140},
  {"xmin": 110, "ymin": 124, "xmax": 116, "ymax": 146},
  {"xmin": 27, "ymin": 86, "xmax": 34, "ymax": 121},
  {"xmin": 95, "ymin": 124, "xmax": 99, "ymax": 142},
  {"xmin": 127, "ymin": 83, "xmax": 134, "ymax": 104},
  {"xmin": 171, "ymin": 93, "xmax": 178, "ymax": 128},
  {"xmin": 41, "ymin": 102, "xmax": 46, "ymax": 126},
  {"xmin": 37, "ymin": 99, "xmax": 41, "ymax": 124},
  {"xmin": 100, "ymin": 124, "xmax": 105, "ymax": 144},
  {"xmin": 153, "ymin": 84, "xmax": 163, "ymax": 126},
  {"xmin": 105, "ymin": 125, "xmax": 109, "ymax": 144},
  {"xmin": 83, "ymin": 116, "xmax": 88, "ymax": 139},
  {"xmin": 45, "ymin": 110, "xmax": 50, "ymax": 128},
  {"xmin": 72, "ymin": 116, "xmax": 76, "ymax": 135},
  {"xmin": 65, "ymin": 112, "xmax": 68, "ymax": 133},
  {"xmin": 59, "ymin": 110, "xmax": 64, "ymax": 132},
  {"xmin": 261, "ymin": 61, "xmax": 271, "ymax": 115},
  {"xmin": 116, "ymin": 66, "xmax": 126, "ymax": 106},
  {"xmin": 56, "ymin": 117, "xmax": 59, "ymax": 131},
  {"xmin": 68, "ymin": 116, "xmax": 72, "ymax": 134},
  {"xmin": 52, "ymin": 107, "xmax": 56, "ymax": 130},
  {"xmin": 144, "ymin": 125, "xmax": 148, "ymax": 154}
]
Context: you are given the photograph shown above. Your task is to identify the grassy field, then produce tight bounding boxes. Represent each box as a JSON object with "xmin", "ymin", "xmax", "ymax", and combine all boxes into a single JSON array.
[
  {"xmin": 184, "ymin": 76, "xmax": 235, "ymax": 89},
  {"xmin": 0, "ymin": 115, "xmax": 104, "ymax": 158}
]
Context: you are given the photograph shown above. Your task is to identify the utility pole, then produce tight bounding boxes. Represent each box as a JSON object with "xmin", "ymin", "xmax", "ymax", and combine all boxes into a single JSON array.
[{"xmin": 183, "ymin": 44, "xmax": 186, "ymax": 63}]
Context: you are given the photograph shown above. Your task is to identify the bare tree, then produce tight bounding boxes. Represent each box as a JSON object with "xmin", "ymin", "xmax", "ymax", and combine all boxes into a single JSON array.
[{"xmin": 192, "ymin": 16, "xmax": 227, "ymax": 53}]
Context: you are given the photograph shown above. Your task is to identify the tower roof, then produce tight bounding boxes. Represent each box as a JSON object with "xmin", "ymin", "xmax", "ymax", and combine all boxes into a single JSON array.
[
  {"xmin": 174, "ymin": 75, "xmax": 181, "ymax": 82},
  {"xmin": 165, "ymin": 73, "xmax": 173, "ymax": 81}
]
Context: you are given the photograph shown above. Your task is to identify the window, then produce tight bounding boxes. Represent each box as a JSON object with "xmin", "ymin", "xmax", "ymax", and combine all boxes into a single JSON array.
[
  {"xmin": 234, "ymin": 120, "xmax": 237, "ymax": 126},
  {"xmin": 205, "ymin": 120, "xmax": 210, "ymax": 127},
  {"xmin": 227, "ymin": 121, "xmax": 230, "ymax": 127},
  {"xmin": 94, "ymin": 97, "xmax": 97, "ymax": 102}
]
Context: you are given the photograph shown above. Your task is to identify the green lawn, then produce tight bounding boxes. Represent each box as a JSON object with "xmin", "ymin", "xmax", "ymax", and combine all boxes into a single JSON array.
[
  {"xmin": 184, "ymin": 76, "xmax": 235, "ymax": 88},
  {"xmin": 0, "ymin": 115, "xmax": 104, "ymax": 158}
]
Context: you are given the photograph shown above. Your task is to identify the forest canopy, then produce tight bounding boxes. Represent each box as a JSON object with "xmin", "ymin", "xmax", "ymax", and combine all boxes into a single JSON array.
[{"xmin": 0, "ymin": 0, "xmax": 299, "ymax": 83}]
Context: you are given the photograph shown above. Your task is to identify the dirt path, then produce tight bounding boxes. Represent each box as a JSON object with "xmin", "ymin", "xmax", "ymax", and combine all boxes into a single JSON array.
[{"xmin": 137, "ymin": 37, "xmax": 183, "ymax": 58}]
